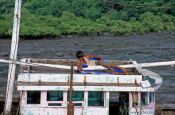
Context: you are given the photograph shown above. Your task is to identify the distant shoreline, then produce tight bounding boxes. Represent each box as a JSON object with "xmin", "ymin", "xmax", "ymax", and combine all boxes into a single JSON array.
[{"xmin": 0, "ymin": 32, "xmax": 174, "ymax": 40}]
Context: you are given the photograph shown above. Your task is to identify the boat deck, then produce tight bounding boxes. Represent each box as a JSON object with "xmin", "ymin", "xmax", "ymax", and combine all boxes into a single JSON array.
[{"xmin": 20, "ymin": 58, "xmax": 139, "ymax": 75}]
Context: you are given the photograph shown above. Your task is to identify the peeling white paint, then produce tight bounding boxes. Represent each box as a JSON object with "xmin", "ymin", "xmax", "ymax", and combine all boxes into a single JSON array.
[{"xmin": 18, "ymin": 73, "xmax": 142, "ymax": 84}]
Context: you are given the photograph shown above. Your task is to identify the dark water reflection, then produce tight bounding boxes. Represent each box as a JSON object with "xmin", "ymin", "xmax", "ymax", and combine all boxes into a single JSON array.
[{"xmin": 0, "ymin": 32, "xmax": 175, "ymax": 104}]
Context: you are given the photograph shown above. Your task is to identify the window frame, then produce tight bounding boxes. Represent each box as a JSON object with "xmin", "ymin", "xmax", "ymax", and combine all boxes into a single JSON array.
[
  {"xmin": 46, "ymin": 91, "xmax": 64, "ymax": 107},
  {"xmin": 27, "ymin": 91, "xmax": 41, "ymax": 104},
  {"xmin": 88, "ymin": 91, "xmax": 104, "ymax": 107},
  {"xmin": 22, "ymin": 91, "xmax": 42, "ymax": 108},
  {"xmin": 67, "ymin": 91, "xmax": 84, "ymax": 107}
]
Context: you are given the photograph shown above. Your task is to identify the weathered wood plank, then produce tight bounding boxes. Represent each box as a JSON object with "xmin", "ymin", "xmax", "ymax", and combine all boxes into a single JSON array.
[
  {"xmin": 4, "ymin": 0, "xmax": 22, "ymax": 113},
  {"xmin": 16, "ymin": 81, "xmax": 140, "ymax": 86},
  {"xmin": 17, "ymin": 86, "xmax": 155, "ymax": 92},
  {"xmin": 17, "ymin": 73, "xmax": 142, "ymax": 84}
]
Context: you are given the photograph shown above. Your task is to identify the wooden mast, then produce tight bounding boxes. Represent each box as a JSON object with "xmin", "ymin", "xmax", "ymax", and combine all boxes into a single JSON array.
[
  {"xmin": 67, "ymin": 63, "xmax": 74, "ymax": 115},
  {"xmin": 4, "ymin": 0, "xmax": 22, "ymax": 114}
]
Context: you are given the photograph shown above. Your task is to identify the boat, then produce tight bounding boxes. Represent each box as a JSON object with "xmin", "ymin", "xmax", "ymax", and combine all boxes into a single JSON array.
[{"xmin": 15, "ymin": 58, "xmax": 162, "ymax": 115}]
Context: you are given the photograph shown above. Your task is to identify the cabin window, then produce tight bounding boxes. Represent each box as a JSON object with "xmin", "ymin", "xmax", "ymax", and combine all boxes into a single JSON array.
[
  {"xmin": 27, "ymin": 91, "xmax": 41, "ymax": 104},
  {"xmin": 119, "ymin": 93, "xmax": 129, "ymax": 107},
  {"xmin": 67, "ymin": 91, "xmax": 84, "ymax": 106},
  {"xmin": 88, "ymin": 91, "xmax": 104, "ymax": 106},
  {"xmin": 47, "ymin": 91, "xmax": 63, "ymax": 101},
  {"xmin": 72, "ymin": 91, "xmax": 84, "ymax": 101},
  {"xmin": 110, "ymin": 92, "xmax": 119, "ymax": 102},
  {"xmin": 141, "ymin": 92, "xmax": 148, "ymax": 105}
]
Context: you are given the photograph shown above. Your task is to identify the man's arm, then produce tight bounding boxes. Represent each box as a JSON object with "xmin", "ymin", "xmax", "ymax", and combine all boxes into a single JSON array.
[
  {"xmin": 85, "ymin": 54, "xmax": 103, "ymax": 60},
  {"xmin": 77, "ymin": 60, "xmax": 83, "ymax": 73}
]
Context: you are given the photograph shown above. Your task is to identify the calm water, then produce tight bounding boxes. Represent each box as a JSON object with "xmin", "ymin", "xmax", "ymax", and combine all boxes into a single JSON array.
[{"xmin": 0, "ymin": 32, "xmax": 175, "ymax": 104}]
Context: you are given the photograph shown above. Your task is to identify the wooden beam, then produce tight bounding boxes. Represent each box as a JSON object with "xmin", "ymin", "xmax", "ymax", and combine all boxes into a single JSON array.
[
  {"xmin": 4, "ymin": 0, "xmax": 22, "ymax": 114},
  {"xmin": 16, "ymin": 81, "xmax": 140, "ymax": 87},
  {"xmin": 17, "ymin": 86, "xmax": 155, "ymax": 92},
  {"xmin": 17, "ymin": 74, "xmax": 142, "ymax": 84},
  {"xmin": 0, "ymin": 59, "xmax": 175, "ymax": 70}
]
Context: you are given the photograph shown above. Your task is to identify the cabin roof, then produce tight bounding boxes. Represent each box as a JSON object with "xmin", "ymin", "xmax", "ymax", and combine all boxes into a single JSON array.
[
  {"xmin": 16, "ymin": 58, "xmax": 162, "ymax": 92},
  {"xmin": 16, "ymin": 73, "xmax": 156, "ymax": 92},
  {"xmin": 17, "ymin": 73, "xmax": 142, "ymax": 84}
]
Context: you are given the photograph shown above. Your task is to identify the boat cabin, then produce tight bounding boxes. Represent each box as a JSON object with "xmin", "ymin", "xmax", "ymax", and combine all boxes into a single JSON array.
[{"xmin": 16, "ymin": 58, "xmax": 162, "ymax": 115}]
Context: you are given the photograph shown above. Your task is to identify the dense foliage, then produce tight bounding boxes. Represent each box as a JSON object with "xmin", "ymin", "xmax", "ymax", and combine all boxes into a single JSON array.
[{"xmin": 0, "ymin": 0, "xmax": 175, "ymax": 37}]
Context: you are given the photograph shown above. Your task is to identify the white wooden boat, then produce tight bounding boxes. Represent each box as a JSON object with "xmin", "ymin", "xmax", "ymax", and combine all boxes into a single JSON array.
[{"xmin": 15, "ymin": 58, "xmax": 163, "ymax": 115}]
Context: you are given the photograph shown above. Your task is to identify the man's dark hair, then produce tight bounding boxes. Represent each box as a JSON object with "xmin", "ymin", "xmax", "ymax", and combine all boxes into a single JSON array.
[{"xmin": 76, "ymin": 51, "xmax": 84, "ymax": 58}]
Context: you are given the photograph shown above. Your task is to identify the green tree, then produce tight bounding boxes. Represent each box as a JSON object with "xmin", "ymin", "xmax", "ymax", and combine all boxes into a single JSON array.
[{"xmin": 139, "ymin": 12, "xmax": 164, "ymax": 32}]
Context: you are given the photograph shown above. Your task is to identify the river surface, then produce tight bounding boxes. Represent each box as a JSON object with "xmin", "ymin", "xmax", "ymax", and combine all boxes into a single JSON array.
[{"xmin": 0, "ymin": 32, "xmax": 175, "ymax": 104}]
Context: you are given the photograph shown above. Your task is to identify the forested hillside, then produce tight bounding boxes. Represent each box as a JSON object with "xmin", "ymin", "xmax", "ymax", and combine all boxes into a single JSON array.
[{"xmin": 0, "ymin": 0, "xmax": 175, "ymax": 37}]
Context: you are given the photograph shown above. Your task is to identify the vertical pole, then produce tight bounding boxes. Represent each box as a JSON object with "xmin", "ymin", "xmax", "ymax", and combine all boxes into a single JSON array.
[
  {"xmin": 63, "ymin": 91, "xmax": 67, "ymax": 107},
  {"xmin": 138, "ymin": 92, "xmax": 141, "ymax": 115},
  {"xmin": 147, "ymin": 92, "xmax": 150, "ymax": 104},
  {"xmin": 153, "ymin": 92, "xmax": 155, "ymax": 115},
  {"xmin": 4, "ymin": 0, "xmax": 22, "ymax": 114},
  {"xmin": 104, "ymin": 92, "xmax": 109, "ymax": 115},
  {"xmin": 129, "ymin": 92, "xmax": 132, "ymax": 114},
  {"xmin": 67, "ymin": 64, "xmax": 74, "ymax": 115},
  {"xmin": 41, "ymin": 91, "xmax": 47, "ymax": 107},
  {"xmin": 84, "ymin": 91, "xmax": 88, "ymax": 115}
]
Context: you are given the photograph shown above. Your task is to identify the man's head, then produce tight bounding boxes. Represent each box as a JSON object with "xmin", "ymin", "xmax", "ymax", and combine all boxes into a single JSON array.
[{"xmin": 76, "ymin": 51, "xmax": 84, "ymax": 59}]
